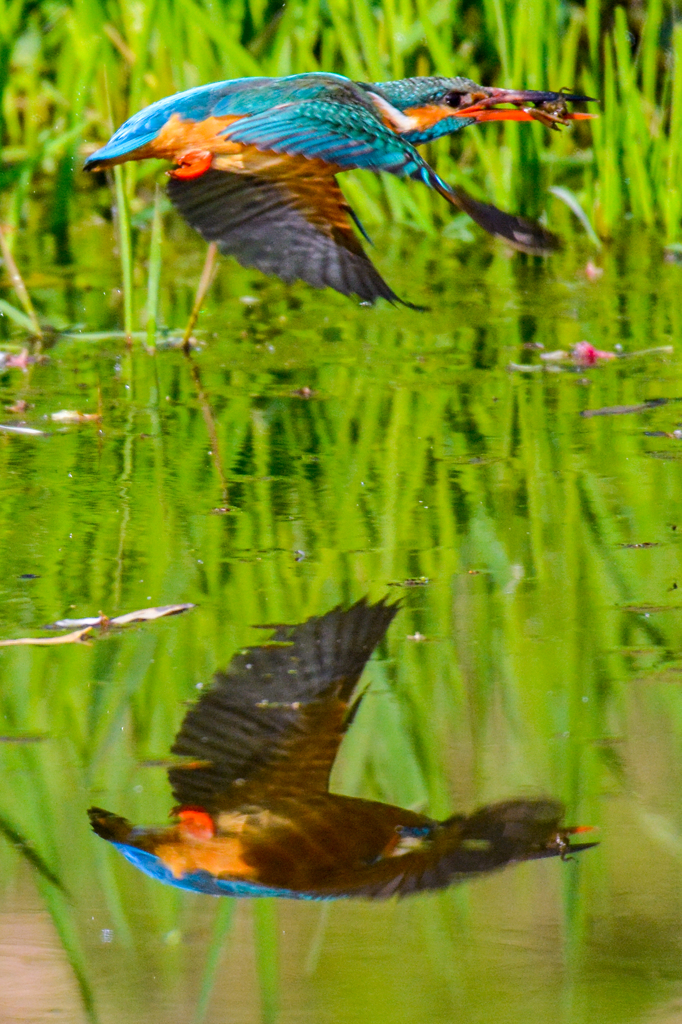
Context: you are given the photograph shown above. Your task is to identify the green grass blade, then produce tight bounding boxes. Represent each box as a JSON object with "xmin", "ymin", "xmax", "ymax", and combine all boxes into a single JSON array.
[
  {"xmin": 0, "ymin": 297, "xmax": 34, "ymax": 332},
  {"xmin": 112, "ymin": 164, "xmax": 134, "ymax": 343},
  {"xmin": 253, "ymin": 900, "xmax": 279, "ymax": 1024},
  {"xmin": 146, "ymin": 184, "xmax": 164, "ymax": 351},
  {"xmin": 193, "ymin": 899, "xmax": 237, "ymax": 1024}
]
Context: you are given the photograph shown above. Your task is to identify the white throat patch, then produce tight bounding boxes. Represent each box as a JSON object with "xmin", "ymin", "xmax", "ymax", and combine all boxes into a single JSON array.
[{"xmin": 367, "ymin": 92, "xmax": 420, "ymax": 133}]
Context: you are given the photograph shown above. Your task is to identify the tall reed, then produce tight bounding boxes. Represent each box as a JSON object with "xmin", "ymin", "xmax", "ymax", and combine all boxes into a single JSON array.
[{"xmin": 0, "ymin": 0, "xmax": 679, "ymax": 255}]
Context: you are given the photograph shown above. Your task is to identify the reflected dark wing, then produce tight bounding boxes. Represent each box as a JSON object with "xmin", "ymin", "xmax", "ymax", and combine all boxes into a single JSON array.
[
  {"xmin": 311, "ymin": 799, "xmax": 597, "ymax": 899},
  {"xmin": 448, "ymin": 185, "xmax": 560, "ymax": 255},
  {"xmin": 169, "ymin": 598, "xmax": 399, "ymax": 810},
  {"xmin": 167, "ymin": 167, "xmax": 420, "ymax": 306}
]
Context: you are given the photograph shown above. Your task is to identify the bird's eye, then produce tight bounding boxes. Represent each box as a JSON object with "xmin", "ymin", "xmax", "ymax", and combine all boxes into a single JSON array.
[{"xmin": 444, "ymin": 92, "xmax": 464, "ymax": 108}]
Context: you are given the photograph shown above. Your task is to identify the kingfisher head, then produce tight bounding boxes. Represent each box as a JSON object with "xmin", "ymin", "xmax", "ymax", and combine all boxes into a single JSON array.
[{"xmin": 365, "ymin": 76, "xmax": 596, "ymax": 145}]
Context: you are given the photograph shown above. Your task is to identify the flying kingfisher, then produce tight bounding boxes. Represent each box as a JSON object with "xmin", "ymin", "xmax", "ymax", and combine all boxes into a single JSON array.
[
  {"xmin": 88, "ymin": 598, "xmax": 596, "ymax": 900},
  {"xmin": 84, "ymin": 73, "xmax": 594, "ymax": 306}
]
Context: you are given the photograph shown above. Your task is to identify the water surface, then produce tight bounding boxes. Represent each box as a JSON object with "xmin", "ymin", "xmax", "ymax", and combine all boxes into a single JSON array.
[{"xmin": 1, "ymin": 218, "xmax": 682, "ymax": 1024}]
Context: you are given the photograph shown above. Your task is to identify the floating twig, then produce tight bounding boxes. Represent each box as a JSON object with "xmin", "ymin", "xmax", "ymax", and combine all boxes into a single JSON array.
[
  {"xmin": 0, "ymin": 603, "xmax": 195, "ymax": 647},
  {"xmin": 44, "ymin": 602, "xmax": 195, "ymax": 630},
  {"xmin": 0, "ymin": 627, "xmax": 93, "ymax": 647}
]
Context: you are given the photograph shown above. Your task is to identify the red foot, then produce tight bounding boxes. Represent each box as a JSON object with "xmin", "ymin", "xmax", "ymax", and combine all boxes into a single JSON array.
[
  {"xmin": 177, "ymin": 807, "xmax": 215, "ymax": 840},
  {"xmin": 169, "ymin": 151, "xmax": 213, "ymax": 180}
]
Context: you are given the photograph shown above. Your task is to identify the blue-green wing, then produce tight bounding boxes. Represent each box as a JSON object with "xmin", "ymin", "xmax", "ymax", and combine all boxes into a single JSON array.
[{"xmin": 220, "ymin": 98, "xmax": 436, "ymax": 180}]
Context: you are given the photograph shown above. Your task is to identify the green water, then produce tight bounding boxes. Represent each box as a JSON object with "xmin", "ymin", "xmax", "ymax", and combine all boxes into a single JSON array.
[{"xmin": 2, "ymin": 217, "xmax": 682, "ymax": 1024}]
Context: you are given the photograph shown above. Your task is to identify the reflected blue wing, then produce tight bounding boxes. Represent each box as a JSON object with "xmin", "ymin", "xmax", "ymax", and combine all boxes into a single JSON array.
[{"xmin": 112, "ymin": 844, "xmax": 333, "ymax": 899}]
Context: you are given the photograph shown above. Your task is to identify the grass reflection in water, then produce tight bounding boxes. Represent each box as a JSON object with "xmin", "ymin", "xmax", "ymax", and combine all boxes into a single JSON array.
[{"xmin": 0, "ymin": 235, "xmax": 681, "ymax": 1023}]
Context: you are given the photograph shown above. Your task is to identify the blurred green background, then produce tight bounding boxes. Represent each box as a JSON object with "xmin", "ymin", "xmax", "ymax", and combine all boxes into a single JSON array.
[{"xmin": 1, "ymin": 0, "xmax": 681, "ymax": 256}]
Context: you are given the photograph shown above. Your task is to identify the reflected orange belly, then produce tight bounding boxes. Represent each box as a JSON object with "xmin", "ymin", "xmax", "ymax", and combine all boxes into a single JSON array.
[{"xmin": 155, "ymin": 837, "xmax": 257, "ymax": 881}]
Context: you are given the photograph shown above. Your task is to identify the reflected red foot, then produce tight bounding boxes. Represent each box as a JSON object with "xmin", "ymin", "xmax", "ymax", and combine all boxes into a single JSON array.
[
  {"xmin": 573, "ymin": 342, "xmax": 616, "ymax": 366},
  {"xmin": 177, "ymin": 807, "xmax": 215, "ymax": 840},
  {"xmin": 170, "ymin": 152, "xmax": 213, "ymax": 180}
]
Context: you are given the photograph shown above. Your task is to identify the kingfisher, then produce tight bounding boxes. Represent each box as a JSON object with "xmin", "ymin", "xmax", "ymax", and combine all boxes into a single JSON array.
[
  {"xmin": 88, "ymin": 598, "xmax": 596, "ymax": 900},
  {"xmin": 84, "ymin": 73, "xmax": 594, "ymax": 306}
]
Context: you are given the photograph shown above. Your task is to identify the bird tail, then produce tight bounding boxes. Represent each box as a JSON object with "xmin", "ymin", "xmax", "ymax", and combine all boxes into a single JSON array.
[
  {"xmin": 88, "ymin": 807, "xmax": 135, "ymax": 844},
  {"xmin": 415, "ymin": 166, "xmax": 560, "ymax": 256}
]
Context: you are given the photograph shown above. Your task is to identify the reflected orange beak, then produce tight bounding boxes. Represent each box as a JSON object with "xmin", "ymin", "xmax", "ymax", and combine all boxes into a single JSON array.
[{"xmin": 563, "ymin": 824, "xmax": 599, "ymax": 853}]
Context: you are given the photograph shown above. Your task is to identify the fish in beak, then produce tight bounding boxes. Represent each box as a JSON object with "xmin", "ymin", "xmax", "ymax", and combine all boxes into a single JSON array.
[{"xmin": 455, "ymin": 87, "xmax": 597, "ymax": 129}]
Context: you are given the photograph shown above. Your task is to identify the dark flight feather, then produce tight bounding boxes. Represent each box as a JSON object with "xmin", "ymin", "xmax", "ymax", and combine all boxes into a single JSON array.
[
  {"xmin": 167, "ymin": 169, "xmax": 420, "ymax": 306},
  {"xmin": 169, "ymin": 597, "xmax": 399, "ymax": 809}
]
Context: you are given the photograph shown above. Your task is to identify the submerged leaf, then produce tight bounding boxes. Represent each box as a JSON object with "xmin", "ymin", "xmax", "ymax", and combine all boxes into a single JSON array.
[
  {"xmin": 109, "ymin": 603, "xmax": 195, "ymax": 625},
  {"xmin": 622, "ymin": 604, "xmax": 682, "ymax": 613},
  {"xmin": 507, "ymin": 362, "xmax": 544, "ymax": 373},
  {"xmin": 582, "ymin": 400, "xmax": 668, "ymax": 418},
  {"xmin": 50, "ymin": 409, "xmax": 102, "ymax": 423},
  {"xmin": 0, "ymin": 423, "xmax": 46, "ymax": 436},
  {"xmin": 0, "ymin": 733, "xmax": 49, "ymax": 743},
  {"xmin": 0, "ymin": 300, "xmax": 35, "ymax": 332}
]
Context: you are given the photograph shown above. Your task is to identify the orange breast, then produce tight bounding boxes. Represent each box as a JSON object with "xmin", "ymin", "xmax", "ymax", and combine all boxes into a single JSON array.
[{"xmin": 134, "ymin": 113, "xmax": 245, "ymax": 162}]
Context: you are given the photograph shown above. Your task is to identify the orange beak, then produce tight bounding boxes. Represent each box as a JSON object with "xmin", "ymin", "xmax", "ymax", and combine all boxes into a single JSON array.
[
  {"xmin": 455, "ymin": 88, "xmax": 597, "ymax": 125},
  {"xmin": 460, "ymin": 108, "xmax": 596, "ymax": 122}
]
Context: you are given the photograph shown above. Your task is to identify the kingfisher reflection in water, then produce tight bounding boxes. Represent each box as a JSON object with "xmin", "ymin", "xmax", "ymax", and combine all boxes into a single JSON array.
[{"xmin": 89, "ymin": 598, "xmax": 596, "ymax": 899}]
